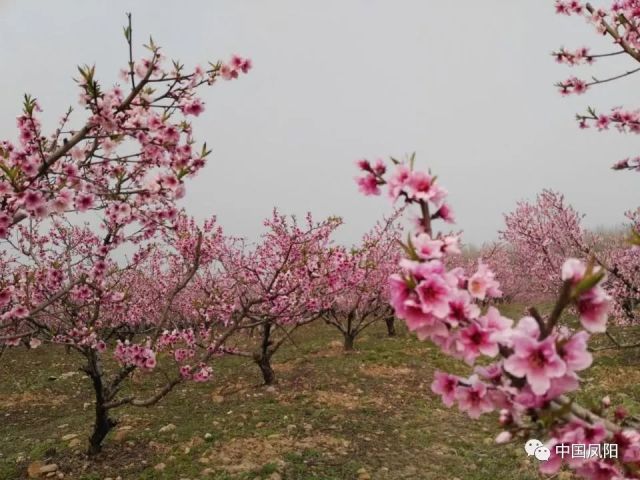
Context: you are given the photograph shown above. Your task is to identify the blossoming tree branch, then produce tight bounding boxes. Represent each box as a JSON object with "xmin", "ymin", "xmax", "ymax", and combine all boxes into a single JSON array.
[{"xmin": 355, "ymin": 153, "xmax": 640, "ymax": 478}]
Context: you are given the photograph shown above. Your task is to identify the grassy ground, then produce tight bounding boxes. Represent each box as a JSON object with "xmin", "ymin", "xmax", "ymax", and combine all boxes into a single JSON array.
[{"xmin": 1, "ymin": 304, "xmax": 639, "ymax": 480}]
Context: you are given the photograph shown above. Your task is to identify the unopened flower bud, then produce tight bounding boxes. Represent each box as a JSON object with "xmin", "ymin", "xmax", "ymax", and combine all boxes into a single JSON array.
[{"xmin": 615, "ymin": 405, "xmax": 628, "ymax": 421}]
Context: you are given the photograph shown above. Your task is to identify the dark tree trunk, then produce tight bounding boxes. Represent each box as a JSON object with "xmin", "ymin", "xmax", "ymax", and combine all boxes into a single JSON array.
[
  {"xmin": 257, "ymin": 355, "xmax": 276, "ymax": 385},
  {"xmin": 84, "ymin": 351, "xmax": 117, "ymax": 456},
  {"xmin": 622, "ymin": 298, "xmax": 636, "ymax": 322},
  {"xmin": 88, "ymin": 404, "xmax": 116, "ymax": 456},
  {"xmin": 342, "ymin": 311, "xmax": 357, "ymax": 351},
  {"xmin": 343, "ymin": 333, "xmax": 355, "ymax": 351},
  {"xmin": 254, "ymin": 321, "xmax": 276, "ymax": 385},
  {"xmin": 385, "ymin": 316, "xmax": 396, "ymax": 337}
]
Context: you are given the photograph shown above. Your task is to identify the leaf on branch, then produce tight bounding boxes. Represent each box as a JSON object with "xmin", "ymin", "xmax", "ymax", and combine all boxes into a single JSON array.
[{"xmin": 573, "ymin": 270, "xmax": 605, "ymax": 298}]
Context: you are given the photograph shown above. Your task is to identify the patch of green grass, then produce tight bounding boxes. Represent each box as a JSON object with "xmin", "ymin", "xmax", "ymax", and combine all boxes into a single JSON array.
[
  {"xmin": 0, "ymin": 314, "xmax": 638, "ymax": 479},
  {"xmin": 0, "ymin": 462, "xmax": 20, "ymax": 480},
  {"xmin": 77, "ymin": 474, "xmax": 102, "ymax": 480},
  {"xmin": 283, "ymin": 449, "xmax": 360, "ymax": 480}
]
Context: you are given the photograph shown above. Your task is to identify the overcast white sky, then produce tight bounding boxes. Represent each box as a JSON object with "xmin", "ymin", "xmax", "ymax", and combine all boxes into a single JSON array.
[{"xmin": 0, "ymin": 1, "xmax": 637, "ymax": 246}]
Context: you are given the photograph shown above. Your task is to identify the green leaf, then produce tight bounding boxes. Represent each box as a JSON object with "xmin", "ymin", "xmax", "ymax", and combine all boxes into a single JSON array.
[
  {"xmin": 573, "ymin": 270, "xmax": 605, "ymax": 298},
  {"xmin": 123, "ymin": 25, "xmax": 132, "ymax": 42},
  {"xmin": 400, "ymin": 233, "xmax": 420, "ymax": 261},
  {"xmin": 22, "ymin": 94, "xmax": 37, "ymax": 115},
  {"xmin": 409, "ymin": 152, "xmax": 416, "ymax": 170},
  {"xmin": 201, "ymin": 143, "xmax": 212, "ymax": 158}
]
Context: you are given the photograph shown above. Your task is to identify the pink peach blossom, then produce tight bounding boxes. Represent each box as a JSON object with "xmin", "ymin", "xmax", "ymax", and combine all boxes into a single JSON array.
[
  {"xmin": 431, "ymin": 371, "xmax": 459, "ymax": 407},
  {"xmin": 455, "ymin": 375, "xmax": 494, "ymax": 419},
  {"xmin": 504, "ymin": 335, "xmax": 567, "ymax": 395}
]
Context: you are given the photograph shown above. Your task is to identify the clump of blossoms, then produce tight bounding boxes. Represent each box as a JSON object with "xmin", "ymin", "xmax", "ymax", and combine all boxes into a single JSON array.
[
  {"xmin": 114, "ymin": 340, "xmax": 157, "ymax": 370},
  {"xmin": 356, "ymin": 156, "xmax": 640, "ymax": 479}
]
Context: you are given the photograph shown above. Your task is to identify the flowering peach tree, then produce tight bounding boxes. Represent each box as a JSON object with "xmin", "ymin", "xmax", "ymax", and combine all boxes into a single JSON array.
[
  {"xmin": 501, "ymin": 190, "xmax": 640, "ymax": 332},
  {"xmin": 0, "ymin": 17, "xmax": 250, "ymax": 454},
  {"xmin": 322, "ymin": 209, "xmax": 403, "ymax": 350},
  {"xmin": 220, "ymin": 210, "xmax": 342, "ymax": 385}
]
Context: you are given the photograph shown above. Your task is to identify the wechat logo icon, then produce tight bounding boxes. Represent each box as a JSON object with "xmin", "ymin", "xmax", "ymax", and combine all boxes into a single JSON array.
[{"xmin": 525, "ymin": 439, "xmax": 550, "ymax": 461}]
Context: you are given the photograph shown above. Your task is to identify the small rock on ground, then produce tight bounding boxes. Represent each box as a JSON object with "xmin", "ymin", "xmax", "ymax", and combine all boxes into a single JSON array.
[{"xmin": 159, "ymin": 423, "xmax": 176, "ymax": 433}]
